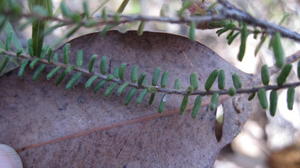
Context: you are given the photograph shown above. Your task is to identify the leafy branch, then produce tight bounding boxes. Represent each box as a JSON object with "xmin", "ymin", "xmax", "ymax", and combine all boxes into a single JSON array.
[
  {"xmin": 1, "ymin": 0, "xmax": 300, "ymax": 119},
  {"xmin": 1, "ymin": 41, "xmax": 300, "ymax": 117},
  {"xmin": 2, "ymin": 0, "xmax": 300, "ymax": 42}
]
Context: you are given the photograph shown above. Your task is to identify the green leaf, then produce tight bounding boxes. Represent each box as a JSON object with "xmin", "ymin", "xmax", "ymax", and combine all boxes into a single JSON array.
[
  {"xmin": 65, "ymin": 72, "xmax": 82, "ymax": 89},
  {"xmin": 7, "ymin": 0, "xmax": 22, "ymax": 14},
  {"xmin": 0, "ymin": 56, "xmax": 9, "ymax": 74},
  {"xmin": 287, "ymin": 87, "xmax": 295, "ymax": 110},
  {"xmin": 237, "ymin": 22, "xmax": 248, "ymax": 61},
  {"xmin": 136, "ymin": 89, "xmax": 148, "ymax": 104},
  {"xmin": 63, "ymin": 43, "xmax": 70, "ymax": 64},
  {"xmin": 119, "ymin": 63, "xmax": 126, "ymax": 80},
  {"xmin": 32, "ymin": 64, "xmax": 46, "ymax": 81},
  {"xmin": 179, "ymin": 95, "xmax": 189, "ymax": 115},
  {"xmin": 28, "ymin": 0, "xmax": 53, "ymax": 15},
  {"xmin": 82, "ymin": 1, "xmax": 89, "ymax": 17},
  {"xmin": 27, "ymin": 39, "xmax": 34, "ymax": 57},
  {"xmin": 161, "ymin": 71, "xmax": 169, "ymax": 88},
  {"xmin": 226, "ymin": 30, "xmax": 235, "ymax": 40},
  {"xmin": 138, "ymin": 73, "xmax": 146, "ymax": 87},
  {"xmin": 255, "ymin": 34, "xmax": 267, "ymax": 56},
  {"xmin": 232, "ymin": 73, "xmax": 242, "ymax": 89},
  {"xmin": 248, "ymin": 92, "xmax": 256, "ymax": 101},
  {"xmin": 216, "ymin": 23, "xmax": 235, "ymax": 36},
  {"xmin": 228, "ymin": 87, "xmax": 236, "ymax": 96},
  {"xmin": 47, "ymin": 66, "xmax": 61, "ymax": 80},
  {"xmin": 28, "ymin": 0, "xmax": 52, "ymax": 58},
  {"xmin": 101, "ymin": 8, "xmax": 107, "ymax": 20},
  {"xmin": 261, "ymin": 65, "xmax": 270, "ymax": 86},
  {"xmin": 88, "ymin": 54, "xmax": 97, "ymax": 72},
  {"xmin": 117, "ymin": 0, "xmax": 130, "ymax": 13},
  {"xmin": 5, "ymin": 32, "xmax": 12, "ymax": 50},
  {"xmin": 100, "ymin": 0, "xmax": 128, "ymax": 34},
  {"xmin": 218, "ymin": 70, "xmax": 225, "ymax": 90},
  {"xmin": 60, "ymin": 1, "xmax": 73, "ymax": 18},
  {"xmin": 53, "ymin": 53, "xmax": 59, "ymax": 63},
  {"xmin": 137, "ymin": 21, "xmax": 145, "ymax": 36},
  {"xmin": 227, "ymin": 32, "xmax": 239, "ymax": 45},
  {"xmin": 191, "ymin": 95, "xmax": 202, "ymax": 119},
  {"xmin": 272, "ymin": 32, "xmax": 285, "ymax": 68},
  {"xmin": 18, "ymin": 59, "xmax": 30, "ymax": 77},
  {"xmin": 148, "ymin": 93, "xmax": 156, "ymax": 105},
  {"xmin": 0, "ymin": 16, "xmax": 7, "ymax": 33},
  {"xmin": 94, "ymin": 80, "xmax": 106, "ymax": 93},
  {"xmin": 174, "ymin": 79, "xmax": 181, "ymax": 90},
  {"xmin": 32, "ymin": 6, "xmax": 48, "ymax": 16},
  {"xmin": 85, "ymin": 75, "xmax": 98, "ymax": 88},
  {"xmin": 65, "ymin": 24, "xmax": 81, "ymax": 39},
  {"xmin": 106, "ymin": 74, "xmax": 114, "ymax": 81},
  {"xmin": 205, "ymin": 70, "xmax": 219, "ymax": 91},
  {"xmin": 76, "ymin": 50, "xmax": 83, "ymax": 67},
  {"xmin": 258, "ymin": 88, "xmax": 268, "ymax": 109},
  {"xmin": 55, "ymin": 66, "xmax": 73, "ymax": 85},
  {"xmin": 43, "ymin": 23, "xmax": 66, "ymax": 37},
  {"xmin": 104, "ymin": 83, "xmax": 117, "ymax": 96},
  {"xmin": 112, "ymin": 67, "xmax": 119, "ymax": 79},
  {"xmin": 190, "ymin": 73, "xmax": 199, "ymax": 90},
  {"xmin": 158, "ymin": 94, "xmax": 167, "ymax": 113},
  {"xmin": 100, "ymin": 56, "xmax": 108, "ymax": 74},
  {"xmin": 269, "ymin": 90, "xmax": 278, "ymax": 117},
  {"xmin": 277, "ymin": 64, "xmax": 292, "ymax": 86},
  {"xmin": 117, "ymin": 82, "xmax": 129, "ymax": 96},
  {"xmin": 29, "ymin": 58, "xmax": 40, "ymax": 69},
  {"xmin": 189, "ymin": 22, "xmax": 196, "ymax": 41},
  {"xmin": 209, "ymin": 93, "xmax": 219, "ymax": 111},
  {"xmin": 177, "ymin": 1, "xmax": 192, "ymax": 17},
  {"xmin": 46, "ymin": 47, "xmax": 53, "ymax": 63},
  {"xmin": 124, "ymin": 88, "xmax": 137, "ymax": 105},
  {"xmin": 131, "ymin": 65, "xmax": 139, "ymax": 83},
  {"xmin": 152, "ymin": 67, "xmax": 161, "ymax": 86}
]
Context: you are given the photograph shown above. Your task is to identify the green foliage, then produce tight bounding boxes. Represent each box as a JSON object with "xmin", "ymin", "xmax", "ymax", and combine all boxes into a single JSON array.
[
  {"xmin": 191, "ymin": 95, "xmax": 202, "ymax": 119},
  {"xmin": 272, "ymin": 32, "xmax": 285, "ymax": 68},
  {"xmin": 261, "ymin": 65, "xmax": 270, "ymax": 86},
  {"xmin": 258, "ymin": 88, "xmax": 268, "ymax": 109},
  {"xmin": 209, "ymin": 93, "xmax": 219, "ymax": 111},
  {"xmin": 119, "ymin": 63, "xmax": 126, "ymax": 80},
  {"xmin": 137, "ymin": 21, "xmax": 145, "ymax": 36},
  {"xmin": 228, "ymin": 87, "xmax": 236, "ymax": 96},
  {"xmin": 88, "ymin": 54, "xmax": 97, "ymax": 72},
  {"xmin": 232, "ymin": 73, "xmax": 242, "ymax": 89},
  {"xmin": 277, "ymin": 64, "xmax": 292, "ymax": 86},
  {"xmin": 180, "ymin": 94, "xmax": 189, "ymax": 115},
  {"xmin": 32, "ymin": 64, "xmax": 46, "ymax": 80},
  {"xmin": 269, "ymin": 90, "xmax": 278, "ymax": 117},
  {"xmin": 100, "ymin": 56, "xmax": 108, "ymax": 75},
  {"xmin": 66, "ymin": 72, "xmax": 82, "ymax": 89},
  {"xmin": 130, "ymin": 65, "xmax": 139, "ymax": 83},
  {"xmin": 158, "ymin": 94, "xmax": 167, "ymax": 113},
  {"xmin": 218, "ymin": 70, "xmax": 225, "ymax": 90},
  {"xmin": 0, "ymin": 0, "xmax": 298, "ymax": 120},
  {"xmin": 287, "ymin": 87, "xmax": 295, "ymax": 110},
  {"xmin": 190, "ymin": 73, "xmax": 199, "ymax": 90},
  {"xmin": 124, "ymin": 88, "xmax": 137, "ymax": 105},
  {"xmin": 237, "ymin": 23, "xmax": 248, "ymax": 61},
  {"xmin": 205, "ymin": 70, "xmax": 219, "ymax": 91},
  {"xmin": 0, "ymin": 56, "xmax": 9, "ymax": 73},
  {"xmin": 28, "ymin": 0, "xmax": 52, "ymax": 57},
  {"xmin": 85, "ymin": 75, "xmax": 98, "ymax": 88},
  {"xmin": 152, "ymin": 67, "xmax": 161, "ymax": 86},
  {"xmin": 189, "ymin": 22, "xmax": 196, "ymax": 41}
]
